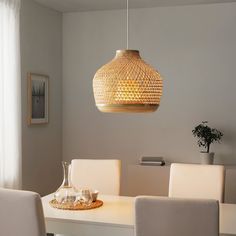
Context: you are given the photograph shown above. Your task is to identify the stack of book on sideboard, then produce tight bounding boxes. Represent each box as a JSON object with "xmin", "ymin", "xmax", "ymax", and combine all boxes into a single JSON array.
[{"xmin": 140, "ymin": 156, "xmax": 165, "ymax": 166}]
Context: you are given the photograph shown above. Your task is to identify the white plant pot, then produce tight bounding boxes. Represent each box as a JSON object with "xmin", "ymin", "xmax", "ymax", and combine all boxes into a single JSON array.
[{"xmin": 200, "ymin": 152, "xmax": 215, "ymax": 165}]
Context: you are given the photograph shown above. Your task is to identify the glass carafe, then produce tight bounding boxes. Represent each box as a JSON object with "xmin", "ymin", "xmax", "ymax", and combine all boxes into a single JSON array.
[{"xmin": 54, "ymin": 161, "xmax": 77, "ymax": 204}]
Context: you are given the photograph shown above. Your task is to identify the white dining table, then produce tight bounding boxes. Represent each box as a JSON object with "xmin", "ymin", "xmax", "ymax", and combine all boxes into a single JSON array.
[{"xmin": 42, "ymin": 194, "xmax": 236, "ymax": 236}]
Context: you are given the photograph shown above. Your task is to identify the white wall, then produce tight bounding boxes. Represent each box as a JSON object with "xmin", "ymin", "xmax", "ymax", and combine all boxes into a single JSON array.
[
  {"xmin": 62, "ymin": 3, "xmax": 236, "ymax": 197},
  {"xmin": 21, "ymin": 0, "xmax": 62, "ymax": 195}
]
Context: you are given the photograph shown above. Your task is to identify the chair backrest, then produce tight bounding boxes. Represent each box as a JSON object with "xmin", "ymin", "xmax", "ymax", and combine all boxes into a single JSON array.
[
  {"xmin": 169, "ymin": 163, "xmax": 225, "ymax": 202},
  {"xmin": 0, "ymin": 188, "xmax": 46, "ymax": 236},
  {"xmin": 135, "ymin": 196, "xmax": 219, "ymax": 236},
  {"xmin": 71, "ymin": 159, "xmax": 121, "ymax": 195}
]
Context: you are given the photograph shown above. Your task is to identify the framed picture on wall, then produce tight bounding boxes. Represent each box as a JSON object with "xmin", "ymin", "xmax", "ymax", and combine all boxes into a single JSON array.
[{"xmin": 27, "ymin": 73, "xmax": 49, "ymax": 125}]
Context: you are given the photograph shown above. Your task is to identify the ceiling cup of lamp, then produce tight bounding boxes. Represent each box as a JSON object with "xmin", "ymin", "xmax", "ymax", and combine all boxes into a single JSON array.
[
  {"xmin": 93, "ymin": 0, "xmax": 163, "ymax": 113},
  {"xmin": 93, "ymin": 49, "xmax": 162, "ymax": 113}
]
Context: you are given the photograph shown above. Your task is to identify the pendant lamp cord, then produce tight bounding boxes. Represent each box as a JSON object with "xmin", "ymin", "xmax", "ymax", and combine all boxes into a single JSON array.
[{"xmin": 126, "ymin": 0, "xmax": 129, "ymax": 49}]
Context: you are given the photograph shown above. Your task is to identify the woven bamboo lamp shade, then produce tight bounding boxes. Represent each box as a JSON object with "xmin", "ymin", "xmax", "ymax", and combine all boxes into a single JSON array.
[{"xmin": 93, "ymin": 50, "xmax": 163, "ymax": 113}]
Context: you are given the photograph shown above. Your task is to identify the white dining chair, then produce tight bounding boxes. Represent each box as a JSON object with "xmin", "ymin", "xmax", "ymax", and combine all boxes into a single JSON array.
[
  {"xmin": 71, "ymin": 159, "xmax": 121, "ymax": 195},
  {"xmin": 169, "ymin": 163, "xmax": 225, "ymax": 202},
  {"xmin": 135, "ymin": 196, "xmax": 219, "ymax": 236},
  {"xmin": 0, "ymin": 188, "xmax": 46, "ymax": 236}
]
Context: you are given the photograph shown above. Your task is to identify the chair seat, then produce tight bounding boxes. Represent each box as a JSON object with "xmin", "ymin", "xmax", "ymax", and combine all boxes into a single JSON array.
[
  {"xmin": 135, "ymin": 196, "xmax": 219, "ymax": 236},
  {"xmin": 0, "ymin": 188, "xmax": 46, "ymax": 236},
  {"xmin": 168, "ymin": 163, "xmax": 225, "ymax": 202},
  {"xmin": 71, "ymin": 159, "xmax": 121, "ymax": 195}
]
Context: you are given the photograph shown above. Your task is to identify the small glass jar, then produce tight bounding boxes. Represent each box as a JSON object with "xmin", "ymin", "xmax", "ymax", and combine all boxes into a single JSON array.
[{"xmin": 75, "ymin": 189, "xmax": 93, "ymax": 206}]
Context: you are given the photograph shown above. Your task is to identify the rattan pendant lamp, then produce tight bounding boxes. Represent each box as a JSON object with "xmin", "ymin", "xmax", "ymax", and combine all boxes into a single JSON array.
[{"xmin": 93, "ymin": 0, "xmax": 163, "ymax": 113}]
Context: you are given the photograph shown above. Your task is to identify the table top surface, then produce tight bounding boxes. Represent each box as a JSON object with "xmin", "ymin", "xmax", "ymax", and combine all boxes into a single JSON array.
[
  {"xmin": 42, "ymin": 194, "xmax": 134, "ymax": 227},
  {"xmin": 42, "ymin": 194, "xmax": 236, "ymax": 234}
]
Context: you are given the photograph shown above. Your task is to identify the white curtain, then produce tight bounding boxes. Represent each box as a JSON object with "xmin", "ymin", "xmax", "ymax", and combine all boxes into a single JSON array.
[{"xmin": 0, "ymin": 0, "xmax": 21, "ymax": 189}]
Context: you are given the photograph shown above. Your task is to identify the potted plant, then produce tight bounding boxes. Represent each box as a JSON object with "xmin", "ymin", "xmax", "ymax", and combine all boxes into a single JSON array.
[{"xmin": 192, "ymin": 121, "xmax": 223, "ymax": 164}]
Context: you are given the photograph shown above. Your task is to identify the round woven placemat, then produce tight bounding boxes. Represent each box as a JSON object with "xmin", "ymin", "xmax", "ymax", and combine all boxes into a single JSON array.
[{"xmin": 49, "ymin": 199, "xmax": 103, "ymax": 210}]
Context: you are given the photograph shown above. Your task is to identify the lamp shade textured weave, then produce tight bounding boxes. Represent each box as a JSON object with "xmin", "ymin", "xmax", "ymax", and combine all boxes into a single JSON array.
[{"xmin": 93, "ymin": 50, "xmax": 163, "ymax": 113}]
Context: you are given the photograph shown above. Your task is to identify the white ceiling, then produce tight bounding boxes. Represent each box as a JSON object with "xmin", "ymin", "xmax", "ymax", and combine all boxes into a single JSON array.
[{"xmin": 34, "ymin": 0, "xmax": 236, "ymax": 12}]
